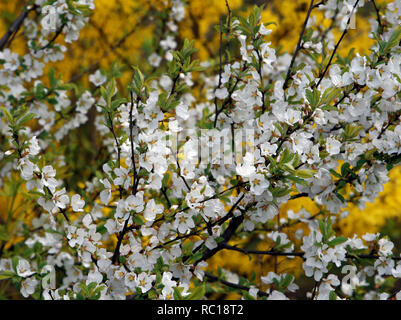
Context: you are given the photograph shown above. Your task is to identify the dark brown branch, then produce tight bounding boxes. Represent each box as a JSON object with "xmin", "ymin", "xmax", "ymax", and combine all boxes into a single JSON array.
[
  {"xmin": 161, "ymin": 187, "xmax": 171, "ymax": 207},
  {"xmin": 283, "ymin": 0, "xmax": 315, "ymax": 92},
  {"xmin": 222, "ymin": 243, "xmax": 305, "ymax": 258},
  {"xmin": 34, "ymin": 23, "xmax": 66, "ymax": 53},
  {"xmin": 315, "ymin": 0, "xmax": 360, "ymax": 88},
  {"xmin": 111, "ymin": 92, "xmax": 139, "ymax": 265},
  {"xmin": 129, "ymin": 91, "xmax": 138, "ymax": 195},
  {"xmin": 204, "ymin": 271, "xmax": 269, "ymax": 297},
  {"xmin": 194, "ymin": 194, "xmax": 245, "ymax": 266},
  {"xmin": 220, "ymin": 243, "xmax": 401, "ymax": 261},
  {"xmin": 0, "ymin": 4, "xmax": 37, "ymax": 50},
  {"xmin": 111, "ymin": 219, "xmax": 129, "ymax": 264},
  {"xmin": 371, "ymin": 0, "xmax": 382, "ymax": 31},
  {"xmin": 213, "ymin": 17, "xmax": 224, "ymax": 128},
  {"xmin": 69, "ymin": 23, "xmax": 139, "ymax": 83}
]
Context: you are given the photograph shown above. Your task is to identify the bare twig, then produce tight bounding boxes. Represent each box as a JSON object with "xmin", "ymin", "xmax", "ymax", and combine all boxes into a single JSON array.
[
  {"xmin": 0, "ymin": 4, "xmax": 37, "ymax": 50},
  {"xmin": 283, "ymin": 0, "xmax": 315, "ymax": 92},
  {"xmin": 204, "ymin": 271, "xmax": 269, "ymax": 297},
  {"xmin": 371, "ymin": 0, "xmax": 382, "ymax": 31},
  {"xmin": 315, "ymin": 0, "xmax": 360, "ymax": 88}
]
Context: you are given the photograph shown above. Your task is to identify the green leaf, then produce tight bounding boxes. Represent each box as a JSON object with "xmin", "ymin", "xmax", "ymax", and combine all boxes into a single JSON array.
[
  {"xmin": 173, "ymin": 287, "xmax": 184, "ymax": 300},
  {"xmin": 295, "ymin": 169, "xmax": 316, "ymax": 179},
  {"xmin": 305, "ymin": 89, "xmax": 320, "ymax": 109},
  {"xmin": 185, "ymin": 284, "xmax": 206, "ymax": 300},
  {"xmin": 327, "ymin": 236, "xmax": 347, "ymax": 246},
  {"xmin": 0, "ymin": 106, "xmax": 13, "ymax": 124},
  {"xmin": 132, "ymin": 215, "xmax": 144, "ymax": 226},
  {"xmin": 318, "ymin": 220, "xmax": 326, "ymax": 238},
  {"xmin": 280, "ymin": 274, "xmax": 293, "ymax": 290},
  {"xmin": 321, "ymin": 87, "xmax": 341, "ymax": 106},
  {"xmin": 242, "ymin": 291, "xmax": 257, "ymax": 300},
  {"xmin": 18, "ymin": 113, "xmax": 35, "ymax": 126},
  {"xmin": 100, "ymin": 86, "xmax": 108, "ymax": 105},
  {"xmin": 0, "ymin": 230, "xmax": 10, "ymax": 241},
  {"xmin": 0, "ymin": 271, "xmax": 15, "ymax": 280},
  {"xmin": 383, "ymin": 27, "xmax": 401, "ymax": 54},
  {"xmin": 334, "ymin": 191, "xmax": 345, "ymax": 203},
  {"xmin": 48, "ymin": 67, "xmax": 57, "ymax": 87},
  {"xmin": 279, "ymin": 148, "xmax": 293, "ymax": 164},
  {"xmin": 185, "ymin": 251, "xmax": 203, "ymax": 264},
  {"xmin": 182, "ymin": 241, "xmax": 194, "ymax": 256},
  {"xmin": 286, "ymin": 175, "xmax": 308, "ymax": 187},
  {"xmin": 341, "ymin": 162, "xmax": 351, "ymax": 176},
  {"xmin": 11, "ymin": 256, "xmax": 19, "ymax": 273}
]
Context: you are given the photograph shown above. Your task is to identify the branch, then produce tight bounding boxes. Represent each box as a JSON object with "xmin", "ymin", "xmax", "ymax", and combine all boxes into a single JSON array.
[
  {"xmin": 315, "ymin": 0, "xmax": 360, "ymax": 88},
  {"xmin": 213, "ymin": 17, "xmax": 224, "ymax": 128},
  {"xmin": 34, "ymin": 23, "xmax": 66, "ymax": 53},
  {"xmin": 283, "ymin": 0, "xmax": 315, "ymax": 92},
  {"xmin": 371, "ymin": 0, "xmax": 382, "ymax": 31},
  {"xmin": 222, "ymin": 244, "xmax": 305, "ymax": 258},
  {"xmin": 129, "ymin": 91, "xmax": 138, "ymax": 195},
  {"xmin": 111, "ymin": 91, "xmax": 140, "ymax": 265},
  {"xmin": 0, "ymin": 4, "xmax": 37, "ymax": 50},
  {"xmin": 220, "ymin": 243, "xmax": 401, "ymax": 261},
  {"xmin": 204, "ymin": 271, "xmax": 269, "ymax": 297},
  {"xmin": 194, "ymin": 194, "xmax": 246, "ymax": 266}
]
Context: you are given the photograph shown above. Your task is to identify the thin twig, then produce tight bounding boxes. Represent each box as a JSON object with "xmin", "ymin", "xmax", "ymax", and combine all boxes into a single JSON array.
[
  {"xmin": 204, "ymin": 271, "xmax": 269, "ymax": 297},
  {"xmin": 283, "ymin": 0, "xmax": 315, "ymax": 92},
  {"xmin": 0, "ymin": 4, "xmax": 37, "ymax": 50},
  {"xmin": 371, "ymin": 0, "xmax": 382, "ymax": 31},
  {"xmin": 315, "ymin": 0, "xmax": 360, "ymax": 88},
  {"xmin": 213, "ymin": 17, "xmax": 224, "ymax": 128}
]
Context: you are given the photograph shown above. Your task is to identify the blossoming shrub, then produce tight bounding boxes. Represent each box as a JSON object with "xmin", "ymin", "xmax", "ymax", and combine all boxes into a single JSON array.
[
  {"xmin": 0, "ymin": 0, "xmax": 401, "ymax": 300},
  {"xmin": 0, "ymin": 0, "xmax": 396, "ymax": 248}
]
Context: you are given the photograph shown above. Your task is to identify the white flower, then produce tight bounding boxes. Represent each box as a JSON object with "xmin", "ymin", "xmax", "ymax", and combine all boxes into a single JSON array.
[
  {"xmin": 248, "ymin": 286, "xmax": 258, "ymax": 298},
  {"xmin": 53, "ymin": 188, "xmax": 69, "ymax": 209},
  {"xmin": 162, "ymin": 271, "xmax": 177, "ymax": 290},
  {"xmin": 236, "ymin": 152, "xmax": 256, "ymax": 178},
  {"xmin": 258, "ymin": 23, "xmax": 273, "ymax": 36},
  {"xmin": 215, "ymin": 87, "xmax": 228, "ymax": 100},
  {"xmin": 113, "ymin": 167, "xmax": 131, "ymax": 190},
  {"xmin": 126, "ymin": 191, "xmax": 145, "ymax": 213},
  {"xmin": 67, "ymin": 226, "xmax": 85, "ymax": 248},
  {"xmin": 137, "ymin": 272, "xmax": 155, "ymax": 293},
  {"xmin": 249, "ymin": 173, "xmax": 269, "ymax": 195},
  {"xmin": 18, "ymin": 158, "xmax": 38, "ymax": 181},
  {"xmin": 392, "ymin": 263, "xmax": 401, "ymax": 278},
  {"xmin": 173, "ymin": 211, "xmax": 195, "ymax": 234},
  {"xmin": 362, "ymin": 233, "xmax": 379, "ymax": 242},
  {"xmin": 144, "ymin": 199, "xmax": 164, "ymax": 222},
  {"xmin": 260, "ymin": 42, "xmax": 276, "ymax": 66},
  {"xmin": 16, "ymin": 259, "xmax": 35, "ymax": 278},
  {"xmin": 326, "ymin": 137, "xmax": 341, "ymax": 155},
  {"xmin": 260, "ymin": 142, "xmax": 277, "ymax": 156},
  {"xmin": 89, "ymin": 70, "xmax": 107, "ymax": 87},
  {"xmin": 41, "ymin": 165, "xmax": 58, "ymax": 191},
  {"xmin": 20, "ymin": 278, "xmax": 38, "ymax": 298},
  {"xmin": 0, "ymin": 49, "xmax": 19, "ymax": 71},
  {"xmin": 148, "ymin": 53, "xmax": 162, "ymax": 67},
  {"xmin": 71, "ymin": 194, "xmax": 85, "ymax": 212},
  {"xmin": 100, "ymin": 178, "xmax": 112, "ymax": 205},
  {"xmin": 28, "ymin": 136, "xmax": 40, "ymax": 156},
  {"xmin": 125, "ymin": 272, "xmax": 138, "ymax": 290},
  {"xmin": 82, "ymin": 214, "xmax": 93, "ymax": 228},
  {"xmin": 267, "ymin": 290, "xmax": 288, "ymax": 300},
  {"xmin": 378, "ymin": 238, "xmax": 394, "ymax": 256},
  {"xmin": 168, "ymin": 119, "xmax": 182, "ymax": 133}
]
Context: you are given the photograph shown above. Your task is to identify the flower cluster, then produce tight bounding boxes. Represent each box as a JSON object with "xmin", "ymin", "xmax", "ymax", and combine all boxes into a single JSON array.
[{"xmin": 1, "ymin": 0, "xmax": 401, "ymax": 300}]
